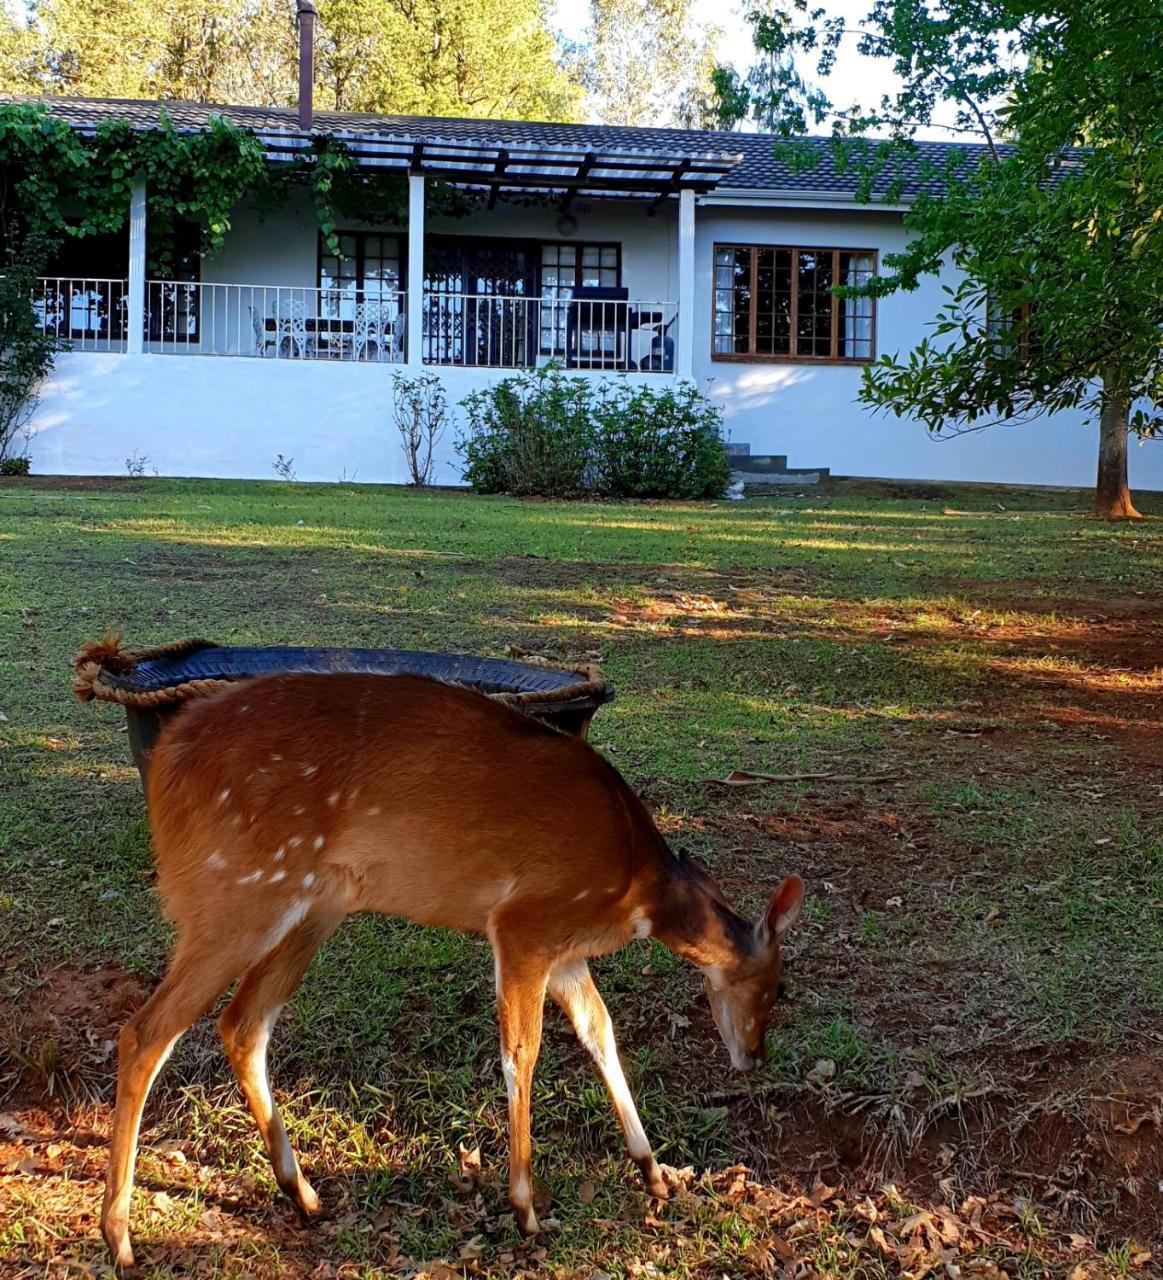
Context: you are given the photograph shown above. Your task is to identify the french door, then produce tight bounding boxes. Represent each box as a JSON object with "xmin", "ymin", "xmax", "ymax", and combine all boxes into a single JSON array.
[{"xmin": 423, "ymin": 238, "xmax": 538, "ymax": 366}]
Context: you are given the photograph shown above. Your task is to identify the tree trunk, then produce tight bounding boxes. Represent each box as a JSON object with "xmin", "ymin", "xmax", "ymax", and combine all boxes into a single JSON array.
[{"xmin": 1095, "ymin": 372, "xmax": 1141, "ymax": 520}]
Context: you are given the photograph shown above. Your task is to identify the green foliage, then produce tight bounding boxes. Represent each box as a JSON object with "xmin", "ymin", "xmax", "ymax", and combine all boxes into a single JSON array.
[
  {"xmin": 592, "ymin": 380, "xmax": 731, "ymax": 499},
  {"xmin": 0, "ymin": 234, "xmax": 56, "ymax": 466},
  {"xmin": 583, "ymin": 0, "xmax": 720, "ymax": 128},
  {"xmin": 723, "ymin": 0, "xmax": 1163, "ymax": 514},
  {"xmin": 457, "ymin": 366, "xmax": 728, "ymax": 499},
  {"xmin": 5, "ymin": 0, "xmax": 583, "ymax": 124},
  {"xmin": 0, "ymin": 104, "xmax": 472, "ymax": 268},
  {"xmin": 458, "ymin": 364, "xmax": 596, "ymax": 498}
]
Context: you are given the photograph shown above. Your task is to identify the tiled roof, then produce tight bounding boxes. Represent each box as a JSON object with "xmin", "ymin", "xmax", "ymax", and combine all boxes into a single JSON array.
[{"xmin": 14, "ymin": 96, "xmax": 993, "ymax": 200}]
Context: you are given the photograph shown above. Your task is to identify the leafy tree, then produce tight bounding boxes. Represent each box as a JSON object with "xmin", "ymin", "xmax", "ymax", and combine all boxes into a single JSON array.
[
  {"xmin": 583, "ymin": 0, "xmax": 720, "ymax": 128},
  {"xmin": 724, "ymin": 0, "xmax": 1162, "ymax": 519},
  {"xmin": 4, "ymin": 0, "xmax": 583, "ymax": 123}
]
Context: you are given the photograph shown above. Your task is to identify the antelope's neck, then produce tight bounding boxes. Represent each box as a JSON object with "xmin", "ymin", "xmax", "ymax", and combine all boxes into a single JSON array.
[{"xmin": 648, "ymin": 863, "xmax": 754, "ymax": 975}]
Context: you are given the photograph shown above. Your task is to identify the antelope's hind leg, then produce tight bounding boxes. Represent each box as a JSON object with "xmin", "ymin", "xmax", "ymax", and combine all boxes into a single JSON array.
[
  {"xmin": 548, "ymin": 957, "xmax": 667, "ymax": 1199},
  {"xmin": 102, "ymin": 939, "xmax": 246, "ymax": 1271},
  {"xmin": 217, "ymin": 913, "xmax": 341, "ymax": 1218},
  {"xmin": 492, "ymin": 942, "xmax": 553, "ymax": 1235}
]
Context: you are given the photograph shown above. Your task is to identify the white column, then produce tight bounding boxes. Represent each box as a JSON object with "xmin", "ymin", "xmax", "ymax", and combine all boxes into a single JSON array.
[
  {"xmin": 676, "ymin": 188, "xmax": 696, "ymax": 380},
  {"xmin": 406, "ymin": 173, "xmax": 425, "ymax": 368},
  {"xmin": 126, "ymin": 178, "xmax": 147, "ymax": 355}
]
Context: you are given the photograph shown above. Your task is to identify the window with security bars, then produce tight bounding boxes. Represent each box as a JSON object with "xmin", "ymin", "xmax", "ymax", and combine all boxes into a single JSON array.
[
  {"xmin": 712, "ymin": 245, "xmax": 876, "ymax": 362},
  {"xmin": 539, "ymin": 243, "xmax": 620, "ymax": 354}
]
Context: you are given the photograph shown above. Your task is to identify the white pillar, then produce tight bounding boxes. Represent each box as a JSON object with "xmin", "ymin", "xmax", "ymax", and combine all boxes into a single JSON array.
[
  {"xmin": 406, "ymin": 173, "xmax": 425, "ymax": 368},
  {"xmin": 126, "ymin": 178, "xmax": 147, "ymax": 355},
  {"xmin": 676, "ymin": 188, "xmax": 696, "ymax": 380}
]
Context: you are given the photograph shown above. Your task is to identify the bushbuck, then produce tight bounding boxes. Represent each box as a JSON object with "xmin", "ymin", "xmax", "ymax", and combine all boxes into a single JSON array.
[{"xmin": 99, "ymin": 673, "xmax": 804, "ymax": 1269}]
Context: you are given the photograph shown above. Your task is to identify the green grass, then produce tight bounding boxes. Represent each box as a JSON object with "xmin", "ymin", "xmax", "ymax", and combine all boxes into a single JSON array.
[{"xmin": 1, "ymin": 476, "xmax": 1160, "ymax": 1278}]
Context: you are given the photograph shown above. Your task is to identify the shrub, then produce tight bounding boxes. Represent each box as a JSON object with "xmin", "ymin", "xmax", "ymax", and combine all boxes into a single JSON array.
[
  {"xmin": 392, "ymin": 371, "xmax": 447, "ymax": 486},
  {"xmin": 592, "ymin": 381, "xmax": 731, "ymax": 499},
  {"xmin": 459, "ymin": 364, "xmax": 595, "ymax": 498},
  {"xmin": 0, "ymin": 239, "xmax": 56, "ymax": 468},
  {"xmin": 457, "ymin": 367, "xmax": 729, "ymax": 500},
  {"xmin": 1, "ymin": 454, "xmax": 30, "ymax": 475}
]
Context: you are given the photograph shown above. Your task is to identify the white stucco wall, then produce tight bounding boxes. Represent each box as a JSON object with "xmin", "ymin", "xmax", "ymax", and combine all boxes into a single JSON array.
[
  {"xmin": 690, "ymin": 203, "xmax": 1163, "ymax": 489},
  {"xmin": 25, "ymin": 191, "xmax": 1163, "ymax": 490}
]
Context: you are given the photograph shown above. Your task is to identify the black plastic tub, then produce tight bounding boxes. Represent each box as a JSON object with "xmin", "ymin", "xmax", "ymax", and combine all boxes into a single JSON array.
[{"xmin": 76, "ymin": 640, "xmax": 612, "ymax": 785}]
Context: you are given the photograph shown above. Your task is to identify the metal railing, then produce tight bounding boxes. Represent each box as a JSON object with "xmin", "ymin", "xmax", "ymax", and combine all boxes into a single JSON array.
[
  {"xmin": 33, "ymin": 278, "xmax": 128, "ymax": 352},
  {"xmin": 31, "ymin": 278, "xmax": 679, "ymax": 373},
  {"xmin": 145, "ymin": 282, "xmax": 406, "ymax": 361},
  {"xmin": 422, "ymin": 293, "xmax": 678, "ymax": 372}
]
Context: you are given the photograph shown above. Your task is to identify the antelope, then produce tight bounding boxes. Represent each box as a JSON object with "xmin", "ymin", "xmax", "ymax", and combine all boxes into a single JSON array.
[{"xmin": 99, "ymin": 673, "xmax": 804, "ymax": 1270}]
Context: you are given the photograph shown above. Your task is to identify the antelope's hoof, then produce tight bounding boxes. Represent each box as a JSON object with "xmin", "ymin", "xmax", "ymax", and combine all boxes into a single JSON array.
[
  {"xmin": 289, "ymin": 1176, "xmax": 321, "ymax": 1219},
  {"xmin": 639, "ymin": 1157, "xmax": 669, "ymax": 1200},
  {"xmin": 513, "ymin": 1203, "xmax": 540, "ymax": 1236},
  {"xmin": 102, "ymin": 1221, "xmax": 135, "ymax": 1272}
]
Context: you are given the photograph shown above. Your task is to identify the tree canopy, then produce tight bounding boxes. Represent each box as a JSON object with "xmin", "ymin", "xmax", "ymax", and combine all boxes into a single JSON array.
[
  {"xmin": 721, "ymin": 0, "xmax": 1163, "ymax": 518},
  {"xmin": 2, "ymin": 0, "xmax": 584, "ymax": 122}
]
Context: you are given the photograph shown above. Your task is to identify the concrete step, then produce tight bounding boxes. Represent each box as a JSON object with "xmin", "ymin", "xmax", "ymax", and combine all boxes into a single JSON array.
[{"xmin": 731, "ymin": 454, "xmax": 788, "ymax": 475}]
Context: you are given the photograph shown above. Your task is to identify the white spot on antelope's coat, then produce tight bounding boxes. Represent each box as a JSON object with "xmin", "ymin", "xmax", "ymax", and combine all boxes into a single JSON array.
[
  {"xmin": 206, "ymin": 852, "xmax": 225, "ymax": 869},
  {"xmin": 218, "ymin": 788, "xmax": 231, "ymax": 805},
  {"xmin": 573, "ymin": 889, "xmax": 589, "ymax": 901},
  {"xmin": 501, "ymin": 1054, "xmax": 518, "ymax": 1100},
  {"xmin": 327, "ymin": 791, "xmax": 340, "ymax": 807},
  {"xmin": 313, "ymin": 835, "xmax": 325, "ymax": 851},
  {"xmin": 288, "ymin": 836, "xmax": 302, "ymax": 848},
  {"xmin": 302, "ymin": 765, "xmax": 317, "ymax": 778},
  {"xmin": 302, "ymin": 872, "xmax": 316, "ymax": 889},
  {"xmin": 270, "ymin": 869, "xmax": 286, "ymax": 884},
  {"xmin": 237, "ymin": 869, "xmax": 263, "ymax": 885},
  {"xmin": 273, "ymin": 846, "xmax": 285, "ymax": 862},
  {"xmin": 270, "ymin": 753, "xmax": 283, "ymax": 762},
  {"xmin": 265, "ymin": 898, "xmax": 309, "ymax": 952},
  {"xmin": 366, "ymin": 806, "xmax": 381, "ymax": 817}
]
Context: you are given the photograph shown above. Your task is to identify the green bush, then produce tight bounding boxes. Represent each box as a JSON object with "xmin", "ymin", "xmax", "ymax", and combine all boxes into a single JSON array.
[
  {"xmin": 458, "ymin": 364, "xmax": 595, "ymax": 498},
  {"xmin": 457, "ymin": 366, "xmax": 728, "ymax": 500},
  {"xmin": 592, "ymin": 380, "xmax": 731, "ymax": 499},
  {"xmin": 0, "ymin": 455, "xmax": 31, "ymax": 475}
]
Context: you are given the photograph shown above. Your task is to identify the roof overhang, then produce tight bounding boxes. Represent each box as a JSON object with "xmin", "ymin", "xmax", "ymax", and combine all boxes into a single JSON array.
[
  {"xmin": 46, "ymin": 104, "xmax": 743, "ymax": 202},
  {"xmin": 256, "ymin": 130, "xmax": 742, "ymax": 201},
  {"xmin": 698, "ymin": 186, "xmax": 911, "ymax": 212}
]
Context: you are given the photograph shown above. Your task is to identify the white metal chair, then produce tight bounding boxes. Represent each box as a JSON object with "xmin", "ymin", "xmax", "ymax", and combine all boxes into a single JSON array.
[
  {"xmin": 352, "ymin": 300, "xmax": 391, "ymax": 361},
  {"xmin": 250, "ymin": 306, "xmax": 276, "ymax": 357},
  {"xmin": 273, "ymin": 297, "xmax": 310, "ymax": 359}
]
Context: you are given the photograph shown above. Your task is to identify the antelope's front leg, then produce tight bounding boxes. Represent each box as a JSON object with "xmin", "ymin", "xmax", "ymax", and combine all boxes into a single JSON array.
[
  {"xmin": 548, "ymin": 957, "xmax": 668, "ymax": 1199},
  {"xmin": 492, "ymin": 944, "xmax": 551, "ymax": 1235}
]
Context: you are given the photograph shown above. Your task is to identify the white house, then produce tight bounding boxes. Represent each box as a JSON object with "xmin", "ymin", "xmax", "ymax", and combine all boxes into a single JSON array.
[{"xmin": 17, "ymin": 95, "xmax": 1163, "ymax": 491}]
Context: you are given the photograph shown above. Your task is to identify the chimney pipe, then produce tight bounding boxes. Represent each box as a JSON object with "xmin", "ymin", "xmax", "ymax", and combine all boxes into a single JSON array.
[{"xmin": 296, "ymin": 0, "xmax": 318, "ymax": 133}]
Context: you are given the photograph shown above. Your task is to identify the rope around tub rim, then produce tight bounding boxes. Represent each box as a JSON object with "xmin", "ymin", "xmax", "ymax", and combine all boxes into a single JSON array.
[{"xmin": 73, "ymin": 634, "xmax": 607, "ymax": 711}]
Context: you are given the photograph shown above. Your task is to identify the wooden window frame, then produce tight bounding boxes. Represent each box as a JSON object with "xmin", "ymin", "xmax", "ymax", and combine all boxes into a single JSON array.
[{"xmin": 710, "ymin": 243, "xmax": 878, "ymax": 365}]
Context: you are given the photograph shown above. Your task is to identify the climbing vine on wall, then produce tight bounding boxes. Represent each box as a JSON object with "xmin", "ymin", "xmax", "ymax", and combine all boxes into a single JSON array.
[{"xmin": 0, "ymin": 103, "xmax": 471, "ymax": 275}]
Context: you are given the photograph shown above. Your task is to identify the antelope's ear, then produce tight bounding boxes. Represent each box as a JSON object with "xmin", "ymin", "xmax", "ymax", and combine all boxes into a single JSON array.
[{"xmin": 757, "ymin": 875, "xmax": 804, "ymax": 945}]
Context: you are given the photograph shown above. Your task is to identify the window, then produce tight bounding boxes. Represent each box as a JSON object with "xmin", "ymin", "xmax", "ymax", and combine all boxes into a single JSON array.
[
  {"xmin": 712, "ymin": 244, "xmax": 876, "ymax": 362},
  {"xmin": 986, "ymin": 296, "xmax": 1039, "ymax": 363},
  {"xmin": 319, "ymin": 232, "xmax": 402, "ymax": 320},
  {"xmin": 539, "ymin": 242, "xmax": 620, "ymax": 354}
]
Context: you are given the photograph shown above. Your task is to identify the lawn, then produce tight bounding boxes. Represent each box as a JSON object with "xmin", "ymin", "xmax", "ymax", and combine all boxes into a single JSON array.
[{"xmin": 1, "ymin": 476, "xmax": 1160, "ymax": 1279}]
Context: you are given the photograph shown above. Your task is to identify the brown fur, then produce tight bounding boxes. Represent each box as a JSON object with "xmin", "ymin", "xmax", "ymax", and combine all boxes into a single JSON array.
[{"xmin": 100, "ymin": 674, "xmax": 804, "ymax": 1269}]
